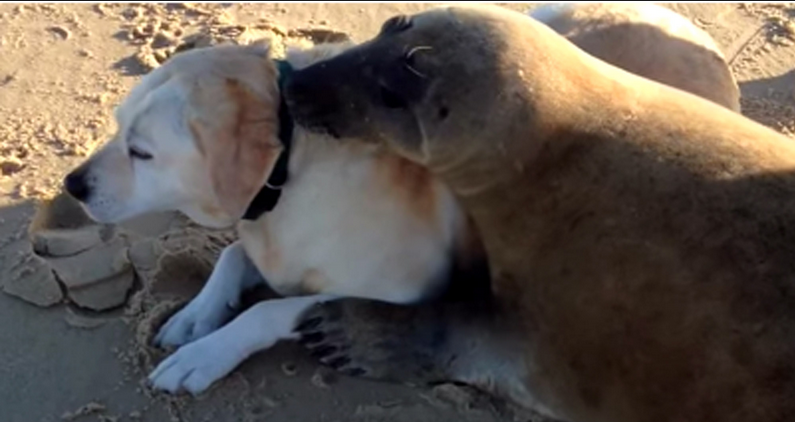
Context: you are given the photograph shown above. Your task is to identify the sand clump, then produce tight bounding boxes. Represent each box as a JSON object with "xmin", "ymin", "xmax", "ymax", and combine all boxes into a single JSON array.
[
  {"xmin": 64, "ymin": 306, "xmax": 109, "ymax": 330},
  {"xmin": 6, "ymin": 186, "xmax": 238, "ymax": 420},
  {"xmin": 47, "ymin": 236, "xmax": 134, "ymax": 311},
  {"xmin": 60, "ymin": 402, "xmax": 107, "ymax": 421},
  {"xmin": 2, "ymin": 242, "xmax": 64, "ymax": 307},
  {"xmin": 21, "ymin": 192, "xmax": 132, "ymax": 311},
  {"xmin": 4, "ymin": 189, "xmax": 234, "ymax": 315}
]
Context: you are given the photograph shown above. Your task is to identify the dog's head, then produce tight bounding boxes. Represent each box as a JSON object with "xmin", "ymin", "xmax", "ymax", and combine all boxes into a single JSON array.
[{"xmin": 63, "ymin": 43, "xmax": 285, "ymax": 228}]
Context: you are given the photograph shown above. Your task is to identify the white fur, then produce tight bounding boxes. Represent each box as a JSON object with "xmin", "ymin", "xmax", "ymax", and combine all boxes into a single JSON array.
[
  {"xmin": 154, "ymin": 241, "xmax": 258, "ymax": 347},
  {"xmin": 149, "ymin": 294, "xmax": 336, "ymax": 394},
  {"xmin": 237, "ymin": 134, "xmax": 463, "ymax": 303}
]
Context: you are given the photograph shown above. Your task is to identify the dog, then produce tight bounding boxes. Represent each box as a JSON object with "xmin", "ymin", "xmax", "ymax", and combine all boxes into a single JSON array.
[{"xmin": 62, "ymin": 40, "xmax": 488, "ymax": 395}]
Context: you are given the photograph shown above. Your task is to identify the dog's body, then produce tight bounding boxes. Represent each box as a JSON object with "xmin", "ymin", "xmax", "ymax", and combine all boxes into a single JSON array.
[
  {"xmin": 64, "ymin": 42, "xmax": 484, "ymax": 394},
  {"xmin": 63, "ymin": 6, "xmax": 745, "ymax": 397},
  {"xmin": 528, "ymin": 2, "xmax": 740, "ymax": 111},
  {"xmin": 237, "ymin": 138, "xmax": 467, "ymax": 301},
  {"xmin": 286, "ymin": 5, "xmax": 795, "ymax": 422}
]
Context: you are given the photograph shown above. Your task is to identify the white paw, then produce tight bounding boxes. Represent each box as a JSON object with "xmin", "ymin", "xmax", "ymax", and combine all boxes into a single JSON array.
[
  {"xmin": 148, "ymin": 296, "xmax": 330, "ymax": 396},
  {"xmin": 148, "ymin": 334, "xmax": 244, "ymax": 395},
  {"xmin": 154, "ymin": 295, "xmax": 234, "ymax": 347}
]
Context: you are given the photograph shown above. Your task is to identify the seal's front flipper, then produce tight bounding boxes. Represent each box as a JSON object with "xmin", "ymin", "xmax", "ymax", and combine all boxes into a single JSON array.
[{"xmin": 296, "ymin": 298, "xmax": 457, "ymax": 386}]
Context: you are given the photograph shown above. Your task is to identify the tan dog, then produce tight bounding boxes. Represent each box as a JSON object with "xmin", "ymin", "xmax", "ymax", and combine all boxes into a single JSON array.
[
  {"xmin": 62, "ymin": 41, "xmax": 489, "ymax": 395},
  {"xmin": 286, "ymin": 5, "xmax": 795, "ymax": 422},
  {"xmin": 529, "ymin": 2, "xmax": 740, "ymax": 112}
]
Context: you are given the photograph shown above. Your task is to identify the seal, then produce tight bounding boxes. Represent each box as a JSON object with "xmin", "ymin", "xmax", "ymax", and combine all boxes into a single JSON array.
[
  {"xmin": 285, "ymin": 5, "xmax": 795, "ymax": 422},
  {"xmin": 528, "ymin": 2, "xmax": 741, "ymax": 112}
]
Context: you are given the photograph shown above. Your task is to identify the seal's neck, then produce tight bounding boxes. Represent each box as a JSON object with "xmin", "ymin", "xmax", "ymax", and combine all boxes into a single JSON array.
[
  {"xmin": 241, "ymin": 60, "xmax": 294, "ymax": 221},
  {"xmin": 433, "ymin": 46, "xmax": 642, "ymax": 283}
]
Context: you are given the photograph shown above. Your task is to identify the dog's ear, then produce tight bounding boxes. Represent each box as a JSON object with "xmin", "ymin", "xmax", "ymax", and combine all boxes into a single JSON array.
[
  {"xmin": 244, "ymin": 38, "xmax": 273, "ymax": 57},
  {"xmin": 190, "ymin": 76, "xmax": 282, "ymax": 220}
]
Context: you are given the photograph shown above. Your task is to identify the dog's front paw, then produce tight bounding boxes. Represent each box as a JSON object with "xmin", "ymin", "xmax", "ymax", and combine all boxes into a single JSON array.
[
  {"xmin": 154, "ymin": 295, "xmax": 234, "ymax": 348},
  {"xmin": 148, "ymin": 333, "xmax": 244, "ymax": 395}
]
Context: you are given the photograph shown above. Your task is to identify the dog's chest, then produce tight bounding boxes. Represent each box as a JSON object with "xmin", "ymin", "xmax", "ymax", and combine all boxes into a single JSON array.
[{"xmin": 235, "ymin": 148, "xmax": 458, "ymax": 303}]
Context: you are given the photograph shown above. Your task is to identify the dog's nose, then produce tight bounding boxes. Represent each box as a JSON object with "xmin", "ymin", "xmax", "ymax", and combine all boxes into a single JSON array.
[{"xmin": 63, "ymin": 169, "xmax": 90, "ymax": 202}]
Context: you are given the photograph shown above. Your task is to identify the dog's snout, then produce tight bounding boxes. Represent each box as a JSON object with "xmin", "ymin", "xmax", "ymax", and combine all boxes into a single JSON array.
[{"xmin": 63, "ymin": 168, "xmax": 90, "ymax": 202}]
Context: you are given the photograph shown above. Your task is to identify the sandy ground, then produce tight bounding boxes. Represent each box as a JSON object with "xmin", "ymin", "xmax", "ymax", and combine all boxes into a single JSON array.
[{"xmin": 1, "ymin": 3, "xmax": 795, "ymax": 422}]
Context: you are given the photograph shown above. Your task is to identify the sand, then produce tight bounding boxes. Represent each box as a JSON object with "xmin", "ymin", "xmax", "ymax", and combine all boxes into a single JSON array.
[{"xmin": 1, "ymin": 3, "xmax": 794, "ymax": 422}]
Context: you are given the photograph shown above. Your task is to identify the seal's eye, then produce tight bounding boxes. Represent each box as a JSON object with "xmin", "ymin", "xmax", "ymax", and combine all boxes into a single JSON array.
[
  {"xmin": 380, "ymin": 15, "xmax": 412, "ymax": 36},
  {"xmin": 129, "ymin": 145, "xmax": 153, "ymax": 161}
]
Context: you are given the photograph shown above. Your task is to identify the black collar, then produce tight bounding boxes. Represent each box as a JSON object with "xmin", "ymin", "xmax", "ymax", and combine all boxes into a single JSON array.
[{"xmin": 241, "ymin": 60, "xmax": 294, "ymax": 221}]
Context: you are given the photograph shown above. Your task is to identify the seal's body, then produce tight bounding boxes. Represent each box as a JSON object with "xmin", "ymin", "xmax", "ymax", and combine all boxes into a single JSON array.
[
  {"xmin": 529, "ymin": 2, "xmax": 740, "ymax": 111},
  {"xmin": 286, "ymin": 5, "xmax": 795, "ymax": 422}
]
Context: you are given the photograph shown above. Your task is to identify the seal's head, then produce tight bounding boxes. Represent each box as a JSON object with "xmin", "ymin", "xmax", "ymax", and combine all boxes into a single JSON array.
[{"xmin": 285, "ymin": 5, "xmax": 550, "ymax": 167}]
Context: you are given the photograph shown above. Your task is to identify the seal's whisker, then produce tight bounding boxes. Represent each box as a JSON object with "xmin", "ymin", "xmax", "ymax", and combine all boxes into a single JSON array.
[
  {"xmin": 407, "ymin": 45, "xmax": 433, "ymax": 56},
  {"xmin": 405, "ymin": 64, "xmax": 427, "ymax": 78}
]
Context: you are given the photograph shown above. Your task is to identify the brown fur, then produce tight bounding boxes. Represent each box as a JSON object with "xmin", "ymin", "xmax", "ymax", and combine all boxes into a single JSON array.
[
  {"xmin": 193, "ymin": 75, "xmax": 283, "ymax": 219},
  {"xmin": 374, "ymin": 152, "xmax": 439, "ymax": 221},
  {"xmin": 286, "ymin": 5, "xmax": 795, "ymax": 422}
]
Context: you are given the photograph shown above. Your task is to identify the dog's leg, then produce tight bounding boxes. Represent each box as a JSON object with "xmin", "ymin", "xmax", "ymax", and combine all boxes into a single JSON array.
[
  {"xmin": 149, "ymin": 293, "xmax": 337, "ymax": 395},
  {"xmin": 155, "ymin": 241, "xmax": 263, "ymax": 347}
]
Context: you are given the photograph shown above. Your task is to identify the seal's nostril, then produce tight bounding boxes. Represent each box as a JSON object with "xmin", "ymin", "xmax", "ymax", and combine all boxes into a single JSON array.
[
  {"xmin": 327, "ymin": 125, "xmax": 340, "ymax": 139},
  {"xmin": 63, "ymin": 170, "xmax": 90, "ymax": 202}
]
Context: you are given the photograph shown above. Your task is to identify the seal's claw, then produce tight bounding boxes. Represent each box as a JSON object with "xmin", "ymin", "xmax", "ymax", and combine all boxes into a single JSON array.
[{"xmin": 294, "ymin": 298, "xmax": 452, "ymax": 385}]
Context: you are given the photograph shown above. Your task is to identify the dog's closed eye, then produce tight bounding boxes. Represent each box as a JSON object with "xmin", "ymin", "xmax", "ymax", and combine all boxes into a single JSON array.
[{"xmin": 128, "ymin": 145, "xmax": 153, "ymax": 160}]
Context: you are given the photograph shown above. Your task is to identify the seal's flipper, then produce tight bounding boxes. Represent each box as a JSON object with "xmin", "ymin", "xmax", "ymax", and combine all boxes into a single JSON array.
[{"xmin": 296, "ymin": 298, "xmax": 457, "ymax": 385}]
